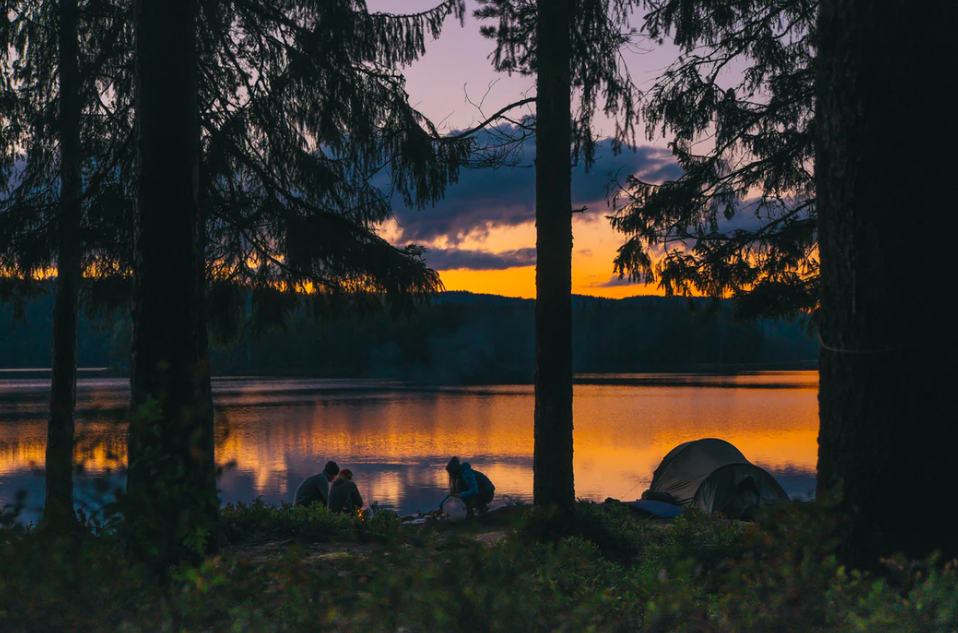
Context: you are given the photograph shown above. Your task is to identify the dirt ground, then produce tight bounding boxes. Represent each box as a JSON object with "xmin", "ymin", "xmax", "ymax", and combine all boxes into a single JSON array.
[
  {"xmin": 225, "ymin": 503, "xmax": 676, "ymax": 566},
  {"xmin": 227, "ymin": 507, "xmax": 520, "ymax": 568}
]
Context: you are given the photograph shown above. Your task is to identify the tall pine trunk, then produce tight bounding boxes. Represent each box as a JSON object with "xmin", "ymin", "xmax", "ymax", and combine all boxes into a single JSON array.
[
  {"xmin": 44, "ymin": 0, "xmax": 81, "ymax": 530},
  {"xmin": 127, "ymin": 0, "xmax": 216, "ymax": 563},
  {"xmin": 816, "ymin": 0, "xmax": 958, "ymax": 566},
  {"xmin": 533, "ymin": 0, "xmax": 575, "ymax": 511},
  {"xmin": 196, "ymin": 172, "xmax": 216, "ymax": 520}
]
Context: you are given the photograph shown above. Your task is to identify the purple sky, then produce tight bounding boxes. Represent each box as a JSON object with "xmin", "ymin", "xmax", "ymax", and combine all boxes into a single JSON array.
[
  {"xmin": 368, "ymin": 0, "xmax": 682, "ymax": 138},
  {"xmin": 366, "ymin": 0, "xmax": 688, "ymax": 297}
]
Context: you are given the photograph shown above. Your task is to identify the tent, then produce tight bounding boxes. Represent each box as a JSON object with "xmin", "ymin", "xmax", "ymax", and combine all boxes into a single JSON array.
[{"xmin": 642, "ymin": 438, "xmax": 790, "ymax": 519}]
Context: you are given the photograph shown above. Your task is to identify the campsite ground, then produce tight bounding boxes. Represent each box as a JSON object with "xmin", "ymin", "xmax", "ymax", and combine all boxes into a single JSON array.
[
  {"xmin": 226, "ymin": 511, "xmax": 515, "ymax": 566},
  {"xmin": 2, "ymin": 501, "xmax": 957, "ymax": 632}
]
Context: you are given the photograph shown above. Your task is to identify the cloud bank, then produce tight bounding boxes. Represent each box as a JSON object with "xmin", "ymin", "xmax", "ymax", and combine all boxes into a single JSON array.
[
  {"xmin": 422, "ymin": 247, "xmax": 537, "ymax": 271},
  {"xmin": 391, "ymin": 137, "xmax": 679, "ymax": 248}
]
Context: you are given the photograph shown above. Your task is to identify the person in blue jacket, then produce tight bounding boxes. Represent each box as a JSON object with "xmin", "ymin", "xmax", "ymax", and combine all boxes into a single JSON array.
[{"xmin": 444, "ymin": 456, "xmax": 495, "ymax": 513}]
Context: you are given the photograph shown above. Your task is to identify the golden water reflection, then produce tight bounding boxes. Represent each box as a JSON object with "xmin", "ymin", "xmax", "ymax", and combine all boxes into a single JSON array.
[{"xmin": 0, "ymin": 373, "xmax": 819, "ymax": 516}]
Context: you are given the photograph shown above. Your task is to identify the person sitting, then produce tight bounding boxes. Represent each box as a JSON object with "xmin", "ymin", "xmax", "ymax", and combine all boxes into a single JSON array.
[
  {"xmin": 293, "ymin": 460, "xmax": 340, "ymax": 507},
  {"xmin": 445, "ymin": 456, "xmax": 495, "ymax": 513},
  {"xmin": 327, "ymin": 468, "xmax": 364, "ymax": 514}
]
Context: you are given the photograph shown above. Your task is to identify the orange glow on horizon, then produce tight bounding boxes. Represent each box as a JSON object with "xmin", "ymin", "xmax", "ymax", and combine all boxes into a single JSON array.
[{"xmin": 430, "ymin": 217, "xmax": 667, "ymax": 299}]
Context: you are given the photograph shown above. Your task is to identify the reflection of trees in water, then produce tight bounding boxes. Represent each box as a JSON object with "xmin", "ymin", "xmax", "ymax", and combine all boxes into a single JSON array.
[
  {"xmin": 0, "ymin": 418, "xmax": 126, "ymax": 474},
  {"xmin": 2, "ymin": 378, "xmax": 820, "ymax": 516},
  {"xmin": 0, "ymin": 416, "xmax": 128, "ymax": 522}
]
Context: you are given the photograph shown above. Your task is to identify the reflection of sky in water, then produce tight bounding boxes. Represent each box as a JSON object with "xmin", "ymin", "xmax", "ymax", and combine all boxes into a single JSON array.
[{"xmin": 0, "ymin": 373, "xmax": 819, "ymax": 521}]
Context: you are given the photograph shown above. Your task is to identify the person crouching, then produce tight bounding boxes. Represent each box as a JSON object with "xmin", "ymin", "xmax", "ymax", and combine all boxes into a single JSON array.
[
  {"xmin": 445, "ymin": 456, "xmax": 495, "ymax": 513},
  {"xmin": 328, "ymin": 468, "xmax": 364, "ymax": 514}
]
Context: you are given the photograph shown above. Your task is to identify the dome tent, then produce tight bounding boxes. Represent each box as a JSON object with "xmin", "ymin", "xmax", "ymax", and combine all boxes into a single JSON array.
[{"xmin": 642, "ymin": 438, "xmax": 790, "ymax": 519}]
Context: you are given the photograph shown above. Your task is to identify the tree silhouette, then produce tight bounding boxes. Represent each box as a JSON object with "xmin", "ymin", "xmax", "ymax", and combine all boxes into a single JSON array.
[
  {"xmin": 815, "ymin": 0, "xmax": 958, "ymax": 566},
  {"xmin": 44, "ymin": 0, "xmax": 82, "ymax": 532},
  {"xmin": 477, "ymin": 0, "xmax": 640, "ymax": 509},
  {"xmin": 5, "ymin": 0, "xmax": 477, "ymax": 337},
  {"xmin": 5, "ymin": 0, "xmax": 484, "ymax": 549},
  {"xmin": 194, "ymin": 0, "xmax": 475, "ymax": 326},
  {"xmin": 125, "ymin": 0, "xmax": 214, "ymax": 564},
  {"xmin": 116, "ymin": 0, "xmax": 475, "ymax": 325},
  {"xmin": 1, "ymin": 0, "xmax": 131, "ymax": 530},
  {"xmin": 128, "ymin": 0, "xmax": 492, "ymax": 551},
  {"xmin": 533, "ymin": 0, "xmax": 575, "ymax": 512},
  {"xmin": 610, "ymin": 0, "xmax": 817, "ymax": 319}
]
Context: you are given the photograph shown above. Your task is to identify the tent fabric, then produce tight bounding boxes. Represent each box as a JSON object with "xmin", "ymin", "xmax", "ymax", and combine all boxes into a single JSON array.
[
  {"xmin": 691, "ymin": 463, "xmax": 790, "ymax": 518},
  {"xmin": 645, "ymin": 438, "xmax": 790, "ymax": 519},
  {"xmin": 648, "ymin": 438, "xmax": 750, "ymax": 506}
]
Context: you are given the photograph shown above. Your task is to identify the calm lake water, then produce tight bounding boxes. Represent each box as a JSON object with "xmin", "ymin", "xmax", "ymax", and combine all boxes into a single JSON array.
[{"xmin": 0, "ymin": 372, "xmax": 819, "ymax": 521}]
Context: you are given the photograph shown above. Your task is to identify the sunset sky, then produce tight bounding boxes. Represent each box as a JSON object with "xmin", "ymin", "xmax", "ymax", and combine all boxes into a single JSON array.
[{"xmin": 368, "ymin": 0, "xmax": 688, "ymax": 299}]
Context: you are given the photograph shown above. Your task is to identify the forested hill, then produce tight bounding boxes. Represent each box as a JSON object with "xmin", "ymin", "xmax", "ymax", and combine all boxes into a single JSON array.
[{"xmin": 0, "ymin": 290, "xmax": 817, "ymax": 383}]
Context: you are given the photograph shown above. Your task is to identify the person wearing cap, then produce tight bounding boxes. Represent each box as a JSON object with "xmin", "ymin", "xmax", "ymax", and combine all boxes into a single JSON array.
[
  {"xmin": 443, "ymin": 456, "xmax": 495, "ymax": 513},
  {"xmin": 294, "ymin": 460, "xmax": 340, "ymax": 507},
  {"xmin": 327, "ymin": 468, "xmax": 364, "ymax": 514}
]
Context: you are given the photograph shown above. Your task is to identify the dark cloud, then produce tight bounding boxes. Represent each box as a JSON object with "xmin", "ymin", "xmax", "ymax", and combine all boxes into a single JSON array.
[
  {"xmin": 392, "ymin": 137, "xmax": 677, "ymax": 245},
  {"xmin": 591, "ymin": 274, "xmax": 641, "ymax": 288},
  {"xmin": 423, "ymin": 247, "xmax": 536, "ymax": 271},
  {"xmin": 636, "ymin": 161, "xmax": 683, "ymax": 184}
]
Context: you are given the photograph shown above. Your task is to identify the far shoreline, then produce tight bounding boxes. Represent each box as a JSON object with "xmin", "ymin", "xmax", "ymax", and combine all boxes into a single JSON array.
[{"xmin": 0, "ymin": 362, "xmax": 818, "ymax": 385}]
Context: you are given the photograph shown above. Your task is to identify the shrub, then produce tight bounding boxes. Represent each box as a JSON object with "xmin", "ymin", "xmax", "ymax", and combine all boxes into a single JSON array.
[
  {"xmin": 515, "ymin": 499, "xmax": 650, "ymax": 562},
  {"xmin": 4, "ymin": 500, "xmax": 958, "ymax": 632},
  {"xmin": 220, "ymin": 498, "xmax": 401, "ymax": 544}
]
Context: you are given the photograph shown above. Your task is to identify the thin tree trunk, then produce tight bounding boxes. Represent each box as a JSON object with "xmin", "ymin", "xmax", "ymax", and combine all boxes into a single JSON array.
[
  {"xmin": 128, "ymin": 0, "xmax": 216, "ymax": 563},
  {"xmin": 44, "ymin": 0, "xmax": 82, "ymax": 531},
  {"xmin": 196, "ymin": 169, "xmax": 217, "ymax": 545},
  {"xmin": 533, "ymin": 0, "xmax": 575, "ymax": 511},
  {"xmin": 816, "ymin": 0, "xmax": 958, "ymax": 566}
]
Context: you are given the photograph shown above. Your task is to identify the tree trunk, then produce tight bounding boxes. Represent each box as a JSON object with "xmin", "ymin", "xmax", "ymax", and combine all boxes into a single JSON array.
[
  {"xmin": 128, "ymin": 0, "xmax": 216, "ymax": 563},
  {"xmin": 196, "ymin": 169, "xmax": 216, "ymax": 539},
  {"xmin": 816, "ymin": 0, "xmax": 958, "ymax": 566},
  {"xmin": 44, "ymin": 0, "xmax": 82, "ymax": 531},
  {"xmin": 533, "ymin": 0, "xmax": 575, "ymax": 511}
]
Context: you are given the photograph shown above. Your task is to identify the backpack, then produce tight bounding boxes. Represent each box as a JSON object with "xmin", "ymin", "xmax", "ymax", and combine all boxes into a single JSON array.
[{"xmin": 473, "ymin": 469, "xmax": 495, "ymax": 494}]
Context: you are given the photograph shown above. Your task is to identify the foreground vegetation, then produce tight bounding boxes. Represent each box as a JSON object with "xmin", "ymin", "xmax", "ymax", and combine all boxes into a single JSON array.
[{"xmin": 2, "ymin": 500, "xmax": 956, "ymax": 632}]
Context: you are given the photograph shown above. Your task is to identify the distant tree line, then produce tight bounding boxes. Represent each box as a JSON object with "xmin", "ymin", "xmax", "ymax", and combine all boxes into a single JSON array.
[
  {"xmin": 215, "ymin": 294, "xmax": 813, "ymax": 381},
  {"xmin": 0, "ymin": 288, "xmax": 816, "ymax": 383}
]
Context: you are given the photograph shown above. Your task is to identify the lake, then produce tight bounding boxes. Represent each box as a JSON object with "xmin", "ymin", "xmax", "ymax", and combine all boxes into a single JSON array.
[{"xmin": 0, "ymin": 372, "xmax": 819, "ymax": 521}]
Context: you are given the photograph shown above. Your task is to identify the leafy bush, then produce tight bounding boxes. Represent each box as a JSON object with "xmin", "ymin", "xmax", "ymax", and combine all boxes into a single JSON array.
[
  {"xmin": 639, "ymin": 507, "xmax": 747, "ymax": 572},
  {"xmin": 0, "ymin": 530, "xmax": 157, "ymax": 633},
  {"xmin": 515, "ymin": 500, "xmax": 652, "ymax": 562},
  {"xmin": 221, "ymin": 498, "xmax": 401, "ymax": 544},
  {"xmin": 4, "ymin": 500, "xmax": 958, "ymax": 632}
]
